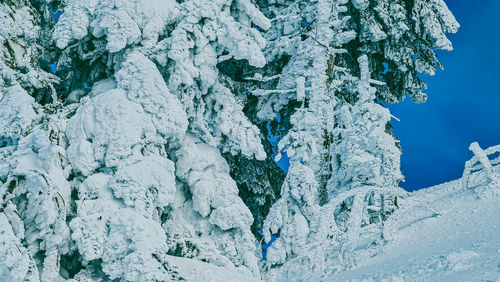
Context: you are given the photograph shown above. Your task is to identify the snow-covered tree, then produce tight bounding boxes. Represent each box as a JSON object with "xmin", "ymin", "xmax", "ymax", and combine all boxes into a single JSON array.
[
  {"xmin": 32, "ymin": 0, "xmax": 275, "ymax": 279},
  {"xmin": 0, "ymin": 88, "xmax": 71, "ymax": 280},
  {"xmin": 2, "ymin": 0, "xmax": 276, "ymax": 279},
  {"xmin": 330, "ymin": 55, "xmax": 403, "ymax": 194},
  {"xmin": 51, "ymin": 0, "xmax": 282, "ymax": 236},
  {"xmin": 0, "ymin": 0, "xmax": 460, "ymax": 280},
  {"xmin": 258, "ymin": 0, "xmax": 458, "ymax": 278}
]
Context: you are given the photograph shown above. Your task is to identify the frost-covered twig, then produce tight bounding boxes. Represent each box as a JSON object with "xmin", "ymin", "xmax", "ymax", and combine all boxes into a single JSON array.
[
  {"xmin": 251, "ymin": 87, "xmax": 312, "ymax": 96},
  {"xmin": 244, "ymin": 73, "xmax": 281, "ymax": 82}
]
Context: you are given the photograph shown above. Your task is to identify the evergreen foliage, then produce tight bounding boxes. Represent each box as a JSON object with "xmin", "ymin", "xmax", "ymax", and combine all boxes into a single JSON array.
[{"xmin": 0, "ymin": 0, "xmax": 458, "ymax": 280}]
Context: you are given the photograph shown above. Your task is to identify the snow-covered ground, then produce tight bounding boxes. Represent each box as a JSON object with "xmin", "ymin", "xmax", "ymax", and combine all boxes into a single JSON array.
[
  {"xmin": 163, "ymin": 256, "xmax": 261, "ymax": 282},
  {"xmin": 332, "ymin": 174, "xmax": 500, "ymax": 281},
  {"xmin": 175, "ymin": 169, "xmax": 500, "ymax": 282}
]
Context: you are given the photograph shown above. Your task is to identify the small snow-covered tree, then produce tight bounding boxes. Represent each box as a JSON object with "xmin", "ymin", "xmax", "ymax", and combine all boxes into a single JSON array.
[
  {"xmin": 261, "ymin": 162, "xmax": 321, "ymax": 265},
  {"xmin": 165, "ymin": 133, "xmax": 259, "ymax": 274},
  {"xmin": 330, "ymin": 55, "xmax": 403, "ymax": 194}
]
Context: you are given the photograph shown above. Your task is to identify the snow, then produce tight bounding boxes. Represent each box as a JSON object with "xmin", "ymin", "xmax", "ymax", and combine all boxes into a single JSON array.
[
  {"xmin": 0, "ymin": 0, "xmax": 484, "ymax": 281},
  {"xmin": 175, "ymin": 133, "xmax": 255, "ymax": 232},
  {"xmin": 0, "ymin": 85, "xmax": 36, "ymax": 138},
  {"xmin": 171, "ymin": 133, "xmax": 259, "ymax": 274},
  {"xmin": 0, "ymin": 1, "xmax": 58, "ymax": 92},
  {"xmin": 109, "ymin": 155, "xmax": 176, "ymax": 218},
  {"xmin": 207, "ymin": 82, "xmax": 267, "ymax": 160},
  {"xmin": 351, "ymin": 0, "xmax": 369, "ymax": 11},
  {"xmin": 164, "ymin": 255, "xmax": 261, "ymax": 282},
  {"xmin": 328, "ymin": 173, "xmax": 500, "ymax": 281},
  {"xmin": 236, "ymin": 0, "xmax": 271, "ymax": 31},
  {"xmin": 262, "ymin": 162, "xmax": 320, "ymax": 265},
  {"xmin": 413, "ymin": 0, "xmax": 460, "ymax": 51},
  {"xmin": 53, "ymin": 0, "xmax": 179, "ymax": 52},
  {"xmin": 115, "ymin": 52, "xmax": 188, "ymax": 147},
  {"xmin": 0, "ymin": 213, "xmax": 38, "ymax": 282},
  {"xmin": 260, "ymin": 161, "xmax": 500, "ymax": 282},
  {"xmin": 66, "ymin": 52, "xmax": 188, "ymax": 174},
  {"xmin": 70, "ymin": 174, "xmax": 172, "ymax": 281},
  {"xmin": 4, "ymin": 129, "xmax": 72, "ymax": 281},
  {"xmin": 66, "ymin": 88, "xmax": 152, "ymax": 173}
]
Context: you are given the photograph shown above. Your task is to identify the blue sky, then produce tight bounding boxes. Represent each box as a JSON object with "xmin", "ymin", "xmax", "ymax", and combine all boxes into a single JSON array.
[{"xmin": 389, "ymin": 0, "xmax": 500, "ymax": 191}]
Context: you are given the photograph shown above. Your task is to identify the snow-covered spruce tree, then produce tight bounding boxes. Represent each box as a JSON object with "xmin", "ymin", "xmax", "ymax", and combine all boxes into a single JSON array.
[
  {"xmin": 2, "ymin": 0, "xmax": 279, "ymax": 280},
  {"xmin": 12, "ymin": 0, "xmax": 277, "ymax": 280},
  {"xmin": 257, "ymin": 0, "xmax": 458, "ymax": 278}
]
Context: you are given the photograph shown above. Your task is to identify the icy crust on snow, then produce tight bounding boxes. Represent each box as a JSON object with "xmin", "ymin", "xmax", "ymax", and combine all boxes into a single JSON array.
[
  {"xmin": 0, "ymin": 85, "xmax": 36, "ymax": 138},
  {"xmin": 333, "ymin": 174, "xmax": 500, "ymax": 281},
  {"xmin": 53, "ymin": 0, "xmax": 180, "ymax": 52},
  {"xmin": 169, "ymin": 133, "xmax": 259, "ymax": 274},
  {"xmin": 66, "ymin": 52, "xmax": 187, "ymax": 175},
  {"xmin": 165, "ymin": 255, "xmax": 261, "ymax": 282},
  {"xmin": 0, "ymin": 129, "xmax": 71, "ymax": 281}
]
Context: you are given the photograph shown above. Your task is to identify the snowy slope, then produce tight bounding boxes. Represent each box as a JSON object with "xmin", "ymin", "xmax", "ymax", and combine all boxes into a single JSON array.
[
  {"xmin": 164, "ymin": 255, "xmax": 261, "ymax": 282},
  {"xmin": 330, "ymin": 174, "xmax": 500, "ymax": 281}
]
